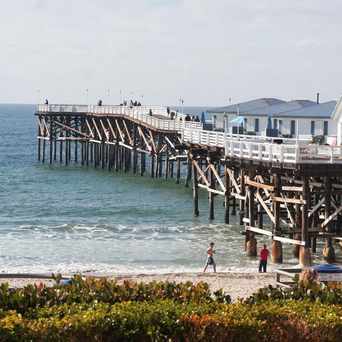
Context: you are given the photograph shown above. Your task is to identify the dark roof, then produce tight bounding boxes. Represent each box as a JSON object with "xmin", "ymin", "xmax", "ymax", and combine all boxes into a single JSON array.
[
  {"xmin": 244, "ymin": 100, "xmax": 316, "ymax": 116},
  {"xmin": 208, "ymin": 98, "xmax": 285, "ymax": 114},
  {"xmin": 276, "ymin": 101, "xmax": 337, "ymax": 118}
]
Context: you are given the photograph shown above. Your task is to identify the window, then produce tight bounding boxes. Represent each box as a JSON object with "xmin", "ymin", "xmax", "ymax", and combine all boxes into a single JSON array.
[
  {"xmin": 324, "ymin": 121, "xmax": 328, "ymax": 135},
  {"xmin": 290, "ymin": 120, "xmax": 296, "ymax": 136},
  {"xmin": 273, "ymin": 119, "xmax": 278, "ymax": 129},
  {"xmin": 255, "ymin": 118, "xmax": 259, "ymax": 132},
  {"xmin": 311, "ymin": 121, "xmax": 315, "ymax": 136},
  {"xmin": 279, "ymin": 120, "xmax": 283, "ymax": 133}
]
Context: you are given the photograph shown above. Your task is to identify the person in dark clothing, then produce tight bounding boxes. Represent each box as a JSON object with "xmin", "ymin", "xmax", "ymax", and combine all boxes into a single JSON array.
[
  {"xmin": 44, "ymin": 99, "xmax": 49, "ymax": 105},
  {"xmin": 195, "ymin": 115, "xmax": 200, "ymax": 122},
  {"xmin": 167, "ymin": 107, "xmax": 170, "ymax": 116},
  {"xmin": 185, "ymin": 114, "xmax": 191, "ymax": 121},
  {"xmin": 98, "ymin": 99, "xmax": 102, "ymax": 106},
  {"xmin": 149, "ymin": 109, "xmax": 153, "ymax": 116},
  {"xmin": 203, "ymin": 242, "xmax": 216, "ymax": 273},
  {"xmin": 259, "ymin": 244, "xmax": 270, "ymax": 272},
  {"xmin": 170, "ymin": 112, "xmax": 175, "ymax": 120}
]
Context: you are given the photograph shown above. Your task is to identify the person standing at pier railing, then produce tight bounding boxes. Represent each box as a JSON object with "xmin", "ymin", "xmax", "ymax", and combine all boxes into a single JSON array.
[
  {"xmin": 203, "ymin": 242, "xmax": 216, "ymax": 273},
  {"xmin": 259, "ymin": 244, "xmax": 269, "ymax": 273}
]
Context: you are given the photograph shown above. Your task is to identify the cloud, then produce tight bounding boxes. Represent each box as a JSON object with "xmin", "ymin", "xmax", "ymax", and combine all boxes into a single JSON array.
[{"xmin": 0, "ymin": 0, "xmax": 341, "ymax": 104}]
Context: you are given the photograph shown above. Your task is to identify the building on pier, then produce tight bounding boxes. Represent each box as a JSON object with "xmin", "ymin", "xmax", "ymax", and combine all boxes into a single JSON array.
[{"xmin": 208, "ymin": 97, "xmax": 338, "ymax": 141}]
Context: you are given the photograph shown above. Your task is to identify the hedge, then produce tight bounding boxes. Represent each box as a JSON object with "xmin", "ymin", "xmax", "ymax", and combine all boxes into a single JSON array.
[
  {"xmin": 0, "ymin": 276, "xmax": 341, "ymax": 341},
  {"xmin": 0, "ymin": 275, "xmax": 230, "ymax": 314},
  {"xmin": 0, "ymin": 300, "xmax": 342, "ymax": 341}
]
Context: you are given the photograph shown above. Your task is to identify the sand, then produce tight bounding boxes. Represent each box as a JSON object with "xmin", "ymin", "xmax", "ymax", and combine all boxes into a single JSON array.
[{"xmin": 0, "ymin": 272, "xmax": 276, "ymax": 301}]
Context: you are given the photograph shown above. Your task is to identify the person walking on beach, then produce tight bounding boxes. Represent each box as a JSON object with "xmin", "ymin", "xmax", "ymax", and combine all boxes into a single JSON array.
[
  {"xmin": 259, "ymin": 244, "xmax": 269, "ymax": 273},
  {"xmin": 203, "ymin": 242, "xmax": 216, "ymax": 273}
]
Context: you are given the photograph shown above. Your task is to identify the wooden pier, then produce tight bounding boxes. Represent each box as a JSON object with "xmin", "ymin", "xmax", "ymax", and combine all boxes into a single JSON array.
[{"xmin": 36, "ymin": 104, "xmax": 342, "ymax": 266}]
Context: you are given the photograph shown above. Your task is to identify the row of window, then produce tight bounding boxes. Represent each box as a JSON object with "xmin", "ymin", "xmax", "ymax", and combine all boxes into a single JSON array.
[{"xmin": 251, "ymin": 118, "xmax": 328, "ymax": 136}]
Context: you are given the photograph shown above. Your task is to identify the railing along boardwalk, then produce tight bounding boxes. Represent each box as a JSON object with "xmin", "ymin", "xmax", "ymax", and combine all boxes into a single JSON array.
[
  {"xmin": 37, "ymin": 104, "xmax": 203, "ymax": 133},
  {"xmin": 182, "ymin": 128, "xmax": 342, "ymax": 164}
]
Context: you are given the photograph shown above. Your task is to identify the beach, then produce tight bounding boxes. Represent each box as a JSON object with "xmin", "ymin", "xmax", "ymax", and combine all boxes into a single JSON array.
[{"xmin": 0, "ymin": 272, "xmax": 276, "ymax": 301}]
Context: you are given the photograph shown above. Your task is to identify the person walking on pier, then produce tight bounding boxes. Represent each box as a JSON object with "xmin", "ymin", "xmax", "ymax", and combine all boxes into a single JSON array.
[
  {"xmin": 259, "ymin": 244, "xmax": 269, "ymax": 273},
  {"xmin": 203, "ymin": 242, "xmax": 216, "ymax": 273}
]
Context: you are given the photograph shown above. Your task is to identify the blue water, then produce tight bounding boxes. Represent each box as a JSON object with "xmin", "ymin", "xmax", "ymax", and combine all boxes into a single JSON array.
[{"xmin": 0, "ymin": 104, "xmax": 305, "ymax": 274}]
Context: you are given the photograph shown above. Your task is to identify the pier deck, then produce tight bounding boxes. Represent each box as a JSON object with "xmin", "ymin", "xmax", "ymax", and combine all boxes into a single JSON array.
[{"xmin": 36, "ymin": 104, "xmax": 342, "ymax": 267}]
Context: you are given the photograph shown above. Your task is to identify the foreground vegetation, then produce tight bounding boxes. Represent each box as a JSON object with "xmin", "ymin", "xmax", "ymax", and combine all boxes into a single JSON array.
[{"xmin": 0, "ymin": 275, "xmax": 341, "ymax": 341}]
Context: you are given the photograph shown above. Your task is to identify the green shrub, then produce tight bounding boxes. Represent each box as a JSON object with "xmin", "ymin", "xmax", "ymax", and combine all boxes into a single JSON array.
[
  {"xmin": 0, "ymin": 278, "xmax": 341, "ymax": 341},
  {"xmin": 1, "ymin": 300, "xmax": 342, "ymax": 341},
  {"xmin": 0, "ymin": 276, "xmax": 230, "ymax": 314},
  {"xmin": 245, "ymin": 282, "xmax": 342, "ymax": 305}
]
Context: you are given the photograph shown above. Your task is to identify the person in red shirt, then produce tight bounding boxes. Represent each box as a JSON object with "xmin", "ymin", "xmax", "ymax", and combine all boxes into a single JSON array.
[{"xmin": 259, "ymin": 244, "xmax": 269, "ymax": 273}]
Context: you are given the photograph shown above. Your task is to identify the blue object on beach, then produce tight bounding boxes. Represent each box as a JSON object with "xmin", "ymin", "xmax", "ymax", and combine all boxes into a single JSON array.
[
  {"xmin": 60, "ymin": 279, "xmax": 72, "ymax": 285},
  {"xmin": 313, "ymin": 264, "xmax": 342, "ymax": 273}
]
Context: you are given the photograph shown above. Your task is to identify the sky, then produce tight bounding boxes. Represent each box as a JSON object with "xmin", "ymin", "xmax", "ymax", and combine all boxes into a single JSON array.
[{"xmin": 0, "ymin": 0, "xmax": 341, "ymax": 106}]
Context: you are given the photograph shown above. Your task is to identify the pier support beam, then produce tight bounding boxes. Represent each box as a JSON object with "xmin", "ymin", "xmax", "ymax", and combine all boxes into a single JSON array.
[
  {"xmin": 176, "ymin": 158, "xmax": 181, "ymax": 184},
  {"xmin": 271, "ymin": 174, "xmax": 283, "ymax": 264},
  {"xmin": 239, "ymin": 169, "xmax": 245, "ymax": 225},
  {"xmin": 246, "ymin": 169, "xmax": 257, "ymax": 257},
  {"xmin": 150, "ymin": 154, "xmax": 155, "ymax": 178},
  {"xmin": 299, "ymin": 176, "xmax": 312, "ymax": 267},
  {"xmin": 208, "ymin": 161, "xmax": 215, "ymax": 220},
  {"xmin": 192, "ymin": 159, "xmax": 199, "ymax": 217},
  {"xmin": 323, "ymin": 177, "xmax": 336, "ymax": 263},
  {"xmin": 185, "ymin": 157, "xmax": 192, "ymax": 187},
  {"xmin": 224, "ymin": 165, "xmax": 230, "ymax": 224}
]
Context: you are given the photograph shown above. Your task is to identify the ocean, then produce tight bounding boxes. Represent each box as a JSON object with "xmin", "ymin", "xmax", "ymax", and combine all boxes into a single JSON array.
[{"xmin": 0, "ymin": 104, "xmax": 313, "ymax": 275}]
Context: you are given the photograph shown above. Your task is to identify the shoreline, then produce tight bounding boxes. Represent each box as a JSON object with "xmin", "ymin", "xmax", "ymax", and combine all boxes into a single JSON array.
[{"xmin": 0, "ymin": 271, "xmax": 276, "ymax": 301}]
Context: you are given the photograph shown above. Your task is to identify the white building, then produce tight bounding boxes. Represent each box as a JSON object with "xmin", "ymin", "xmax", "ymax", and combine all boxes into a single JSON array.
[{"xmin": 208, "ymin": 98, "xmax": 338, "ymax": 141}]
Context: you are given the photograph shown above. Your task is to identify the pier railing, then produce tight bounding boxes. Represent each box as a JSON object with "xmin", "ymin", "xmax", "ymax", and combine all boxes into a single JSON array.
[
  {"xmin": 36, "ymin": 104, "xmax": 203, "ymax": 132},
  {"xmin": 182, "ymin": 128, "xmax": 342, "ymax": 164}
]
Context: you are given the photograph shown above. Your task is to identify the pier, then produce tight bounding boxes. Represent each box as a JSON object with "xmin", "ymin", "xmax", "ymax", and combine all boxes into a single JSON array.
[{"xmin": 36, "ymin": 104, "xmax": 342, "ymax": 266}]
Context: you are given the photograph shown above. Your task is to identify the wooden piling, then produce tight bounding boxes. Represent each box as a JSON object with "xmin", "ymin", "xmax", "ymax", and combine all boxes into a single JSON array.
[
  {"xmin": 224, "ymin": 165, "xmax": 230, "ymax": 224},
  {"xmin": 185, "ymin": 157, "xmax": 192, "ymax": 187},
  {"xmin": 239, "ymin": 169, "xmax": 245, "ymax": 224},
  {"xmin": 49, "ymin": 117, "xmax": 53, "ymax": 164},
  {"xmin": 271, "ymin": 174, "xmax": 283, "ymax": 264},
  {"xmin": 151, "ymin": 154, "xmax": 155, "ymax": 178},
  {"xmin": 192, "ymin": 159, "xmax": 199, "ymax": 216},
  {"xmin": 299, "ymin": 177, "xmax": 311, "ymax": 267},
  {"xmin": 208, "ymin": 161, "xmax": 215, "ymax": 220},
  {"xmin": 176, "ymin": 158, "xmax": 181, "ymax": 184}
]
